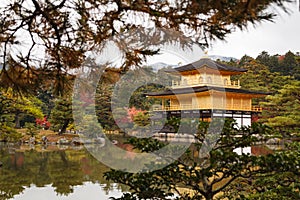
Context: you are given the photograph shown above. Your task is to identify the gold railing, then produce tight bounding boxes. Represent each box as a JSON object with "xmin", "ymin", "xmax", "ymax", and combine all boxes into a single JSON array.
[
  {"xmin": 252, "ymin": 106, "xmax": 263, "ymax": 112},
  {"xmin": 153, "ymin": 105, "xmax": 263, "ymax": 112},
  {"xmin": 171, "ymin": 80, "xmax": 240, "ymax": 89}
]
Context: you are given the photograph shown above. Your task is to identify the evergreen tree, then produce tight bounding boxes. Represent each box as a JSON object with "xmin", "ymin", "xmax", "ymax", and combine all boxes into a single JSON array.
[
  {"xmin": 105, "ymin": 120, "xmax": 300, "ymax": 200},
  {"xmin": 238, "ymin": 55, "xmax": 254, "ymax": 67},
  {"xmin": 95, "ymin": 84, "xmax": 119, "ymax": 131},
  {"xmin": 0, "ymin": 87, "xmax": 43, "ymax": 128},
  {"xmin": 0, "ymin": 87, "xmax": 43, "ymax": 141},
  {"xmin": 262, "ymin": 80, "xmax": 300, "ymax": 136},
  {"xmin": 36, "ymin": 89, "xmax": 55, "ymax": 117},
  {"xmin": 280, "ymin": 51, "xmax": 298, "ymax": 76},
  {"xmin": 237, "ymin": 57, "xmax": 295, "ymax": 92},
  {"xmin": 256, "ymin": 51, "xmax": 280, "ymax": 72},
  {"xmin": 256, "ymin": 51, "xmax": 271, "ymax": 66},
  {"xmin": 49, "ymin": 96, "xmax": 73, "ymax": 134}
]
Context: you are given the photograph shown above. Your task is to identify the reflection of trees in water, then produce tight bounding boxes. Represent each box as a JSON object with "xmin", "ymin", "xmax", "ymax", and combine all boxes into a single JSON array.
[{"xmin": 0, "ymin": 147, "xmax": 126, "ymax": 198}]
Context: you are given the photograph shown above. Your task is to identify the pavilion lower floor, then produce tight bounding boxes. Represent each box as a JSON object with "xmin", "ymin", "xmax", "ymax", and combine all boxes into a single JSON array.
[{"xmin": 151, "ymin": 109, "xmax": 260, "ymax": 133}]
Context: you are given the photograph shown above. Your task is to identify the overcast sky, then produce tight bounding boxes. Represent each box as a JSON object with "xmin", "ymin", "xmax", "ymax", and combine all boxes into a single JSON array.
[
  {"xmin": 2, "ymin": 1, "xmax": 298, "ymax": 66},
  {"xmin": 209, "ymin": 2, "xmax": 300, "ymax": 59},
  {"xmin": 146, "ymin": 2, "xmax": 300, "ymax": 65}
]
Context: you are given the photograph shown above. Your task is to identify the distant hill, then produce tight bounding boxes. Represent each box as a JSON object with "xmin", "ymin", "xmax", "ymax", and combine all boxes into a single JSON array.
[
  {"xmin": 209, "ymin": 55, "xmax": 238, "ymax": 62},
  {"xmin": 149, "ymin": 55, "xmax": 238, "ymax": 71},
  {"xmin": 148, "ymin": 62, "xmax": 177, "ymax": 71}
]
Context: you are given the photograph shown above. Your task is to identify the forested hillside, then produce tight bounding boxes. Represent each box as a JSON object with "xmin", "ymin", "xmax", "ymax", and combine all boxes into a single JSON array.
[{"xmin": 228, "ymin": 51, "xmax": 300, "ymax": 136}]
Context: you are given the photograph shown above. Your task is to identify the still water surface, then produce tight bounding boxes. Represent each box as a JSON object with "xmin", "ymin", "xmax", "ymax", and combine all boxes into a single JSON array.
[
  {"xmin": 0, "ymin": 144, "xmax": 125, "ymax": 200},
  {"xmin": 0, "ymin": 142, "xmax": 281, "ymax": 200}
]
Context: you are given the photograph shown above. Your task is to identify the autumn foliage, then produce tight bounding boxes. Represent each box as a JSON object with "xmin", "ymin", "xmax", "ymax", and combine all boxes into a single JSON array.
[{"xmin": 36, "ymin": 116, "xmax": 51, "ymax": 129}]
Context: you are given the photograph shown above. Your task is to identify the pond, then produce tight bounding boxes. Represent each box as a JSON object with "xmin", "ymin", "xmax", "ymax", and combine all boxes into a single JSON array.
[
  {"xmin": 0, "ymin": 141, "xmax": 284, "ymax": 200},
  {"xmin": 0, "ymin": 143, "xmax": 126, "ymax": 200}
]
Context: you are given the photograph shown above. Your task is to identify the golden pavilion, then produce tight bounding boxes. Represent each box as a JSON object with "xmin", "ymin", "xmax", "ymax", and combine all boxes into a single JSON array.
[{"xmin": 147, "ymin": 56, "xmax": 269, "ymax": 128}]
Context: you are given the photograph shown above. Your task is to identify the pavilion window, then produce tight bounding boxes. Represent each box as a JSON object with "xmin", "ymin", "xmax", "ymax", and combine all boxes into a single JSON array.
[
  {"xmin": 183, "ymin": 79, "xmax": 188, "ymax": 85},
  {"xmin": 207, "ymin": 77, "xmax": 212, "ymax": 84},
  {"xmin": 224, "ymin": 78, "xmax": 228, "ymax": 86},
  {"xmin": 199, "ymin": 76, "xmax": 203, "ymax": 83}
]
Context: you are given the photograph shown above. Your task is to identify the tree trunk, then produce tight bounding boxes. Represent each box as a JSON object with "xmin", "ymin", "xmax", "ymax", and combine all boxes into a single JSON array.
[
  {"xmin": 203, "ymin": 180, "xmax": 213, "ymax": 200},
  {"xmin": 15, "ymin": 112, "xmax": 21, "ymax": 128},
  {"xmin": 59, "ymin": 119, "xmax": 70, "ymax": 135},
  {"xmin": 204, "ymin": 192, "xmax": 213, "ymax": 200}
]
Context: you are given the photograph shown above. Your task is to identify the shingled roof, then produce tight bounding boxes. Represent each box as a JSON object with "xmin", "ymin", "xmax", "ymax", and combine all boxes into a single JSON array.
[
  {"xmin": 165, "ymin": 58, "xmax": 247, "ymax": 74},
  {"xmin": 147, "ymin": 86, "xmax": 270, "ymax": 97}
]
